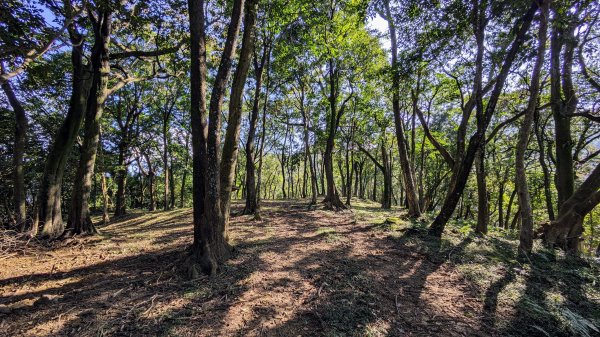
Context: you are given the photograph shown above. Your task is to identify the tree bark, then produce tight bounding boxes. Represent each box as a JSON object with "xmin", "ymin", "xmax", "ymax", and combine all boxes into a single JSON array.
[
  {"xmin": 517, "ymin": 2, "xmax": 547, "ymax": 256},
  {"xmin": 65, "ymin": 9, "xmax": 113, "ymax": 236},
  {"xmin": 220, "ymin": 0, "xmax": 258, "ymax": 225},
  {"xmin": 475, "ymin": 145, "xmax": 489, "ymax": 234},
  {"xmin": 1, "ymin": 77, "xmax": 27, "ymax": 229},
  {"xmin": 37, "ymin": 17, "xmax": 89, "ymax": 237},
  {"xmin": 542, "ymin": 164, "xmax": 600, "ymax": 253},
  {"xmin": 550, "ymin": 7, "xmax": 577, "ymax": 209},
  {"xmin": 186, "ymin": 0, "xmax": 245, "ymax": 277},
  {"xmin": 429, "ymin": 1, "xmax": 538, "ymax": 237},
  {"xmin": 243, "ymin": 36, "xmax": 269, "ymax": 215},
  {"xmin": 383, "ymin": 0, "xmax": 420, "ymax": 217}
]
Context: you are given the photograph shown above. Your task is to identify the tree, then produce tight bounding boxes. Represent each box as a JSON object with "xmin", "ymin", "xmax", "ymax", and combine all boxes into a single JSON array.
[{"xmin": 516, "ymin": 1, "xmax": 548, "ymax": 256}]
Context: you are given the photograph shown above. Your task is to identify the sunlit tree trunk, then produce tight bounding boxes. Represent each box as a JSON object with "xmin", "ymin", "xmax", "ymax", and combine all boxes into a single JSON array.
[
  {"xmin": 65, "ymin": 9, "xmax": 113, "ymax": 236},
  {"xmin": 516, "ymin": 2, "xmax": 547, "ymax": 255},
  {"xmin": 37, "ymin": 18, "xmax": 89, "ymax": 237}
]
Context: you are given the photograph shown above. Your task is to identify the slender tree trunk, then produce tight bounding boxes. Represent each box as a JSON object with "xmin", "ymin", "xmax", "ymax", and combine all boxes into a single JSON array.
[
  {"xmin": 180, "ymin": 134, "xmax": 190, "ymax": 208},
  {"xmin": 1, "ymin": 78, "xmax": 27, "ymax": 229},
  {"xmin": 299, "ymin": 88, "xmax": 318, "ymax": 205},
  {"xmin": 114, "ymin": 139, "xmax": 128, "ymax": 216},
  {"xmin": 146, "ymin": 154, "xmax": 156, "ymax": 211},
  {"xmin": 372, "ymin": 166, "xmax": 377, "ymax": 202},
  {"xmin": 169, "ymin": 154, "xmax": 176, "ymax": 208},
  {"xmin": 505, "ymin": 188, "xmax": 517, "ymax": 229},
  {"xmin": 534, "ymin": 109, "xmax": 555, "ymax": 220},
  {"xmin": 475, "ymin": 145, "xmax": 489, "ymax": 234},
  {"xmin": 429, "ymin": 1, "xmax": 538, "ymax": 236},
  {"xmin": 220, "ymin": 0, "xmax": 258, "ymax": 225},
  {"xmin": 163, "ymin": 122, "xmax": 170, "ymax": 211},
  {"xmin": 254, "ymin": 57, "xmax": 270, "ymax": 219},
  {"xmin": 323, "ymin": 59, "xmax": 347, "ymax": 210},
  {"xmin": 517, "ymin": 3, "xmax": 547, "ymax": 255},
  {"xmin": 243, "ymin": 39, "xmax": 268, "ymax": 215},
  {"xmin": 384, "ymin": 0, "xmax": 420, "ymax": 217},
  {"xmin": 101, "ymin": 172, "xmax": 109, "ymax": 224}
]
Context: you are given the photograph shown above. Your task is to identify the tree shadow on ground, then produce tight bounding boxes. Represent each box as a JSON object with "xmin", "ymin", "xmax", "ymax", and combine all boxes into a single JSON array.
[{"xmin": 1, "ymin": 201, "xmax": 491, "ymax": 336}]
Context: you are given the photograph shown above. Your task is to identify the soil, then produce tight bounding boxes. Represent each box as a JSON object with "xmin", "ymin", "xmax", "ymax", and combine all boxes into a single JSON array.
[{"xmin": 1, "ymin": 200, "xmax": 499, "ymax": 336}]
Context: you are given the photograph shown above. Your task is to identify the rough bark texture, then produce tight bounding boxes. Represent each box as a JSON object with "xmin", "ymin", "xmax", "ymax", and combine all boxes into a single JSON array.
[
  {"xmin": 322, "ymin": 58, "xmax": 350, "ymax": 210},
  {"xmin": 516, "ymin": 2, "xmax": 547, "ymax": 256},
  {"xmin": 38, "ymin": 20, "xmax": 89, "ymax": 237},
  {"xmin": 550, "ymin": 7, "xmax": 577, "ymax": 210},
  {"xmin": 541, "ymin": 165, "xmax": 600, "ymax": 253},
  {"xmin": 186, "ymin": 0, "xmax": 211, "ymax": 277},
  {"xmin": 220, "ymin": 0, "xmax": 258, "ymax": 225},
  {"xmin": 186, "ymin": 0, "xmax": 245, "ymax": 277},
  {"xmin": 66, "ymin": 9, "xmax": 113, "ymax": 236}
]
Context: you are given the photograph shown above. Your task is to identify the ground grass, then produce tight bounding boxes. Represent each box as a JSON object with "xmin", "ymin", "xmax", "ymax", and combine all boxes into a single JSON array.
[
  {"xmin": 0, "ymin": 199, "xmax": 598, "ymax": 336},
  {"xmin": 352, "ymin": 198, "xmax": 600, "ymax": 337}
]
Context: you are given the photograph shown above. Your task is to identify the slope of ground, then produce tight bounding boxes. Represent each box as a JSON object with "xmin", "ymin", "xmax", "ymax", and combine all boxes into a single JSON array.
[{"xmin": 0, "ymin": 200, "xmax": 598, "ymax": 336}]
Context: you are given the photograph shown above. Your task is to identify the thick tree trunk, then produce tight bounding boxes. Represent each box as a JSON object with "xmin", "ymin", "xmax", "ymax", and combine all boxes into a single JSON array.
[
  {"xmin": 517, "ymin": 3, "xmax": 547, "ymax": 255},
  {"xmin": 185, "ymin": 0, "xmax": 212, "ymax": 278},
  {"xmin": 186, "ymin": 0, "xmax": 244, "ymax": 277},
  {"xmin": 66, "ymin": 10, "xmax": 112, "ymax": 236},
  {"xmin": 37, "ymin": 22, "xmax": 89, "ymax": 237},
  {"xmin": 550, "ymin": 11, "xmax": 577, "ymax": 209},
  {"xmin": 542, "ymin": 165, "xmax": 600, "ymax": 253},
  {"xmin": 1, "ymin": 78, "xmax": 27, "ymax": 229}
]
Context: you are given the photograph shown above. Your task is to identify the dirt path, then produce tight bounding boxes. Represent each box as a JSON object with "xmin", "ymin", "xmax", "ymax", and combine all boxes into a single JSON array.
[{"xmin": 1, "ymin": 201, "xmax": 492, "ymax": 336}]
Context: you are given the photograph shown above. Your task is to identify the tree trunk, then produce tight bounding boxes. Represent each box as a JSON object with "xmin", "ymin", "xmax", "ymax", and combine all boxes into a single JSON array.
[
  {"xmin": 475, "ymin": 145, "xmax": 489, "ymax": 234},
  {"xmin": 542, "ymin": 165, "xmax": 600, "ymax": 253},
  {"xmin": 114, "ymin": 138, "xmax": 128, "ymax": 217},
  {"xmin": 163, "ymin": 122, "xmax": 170, "ymax": 211},
  {"xmin": 550, "ymin": 8, "xmax": 577, "ymax": 210},
  {"xmin": 322, "ymin": 59, "xmax": 348, "ymax": 210},
  {"xmin": 534, "ymin": 108, "xmax": 555, "ymax": 220},
  {"xmin": 66, "ymin": 10, "xmax": 113, "ymax": 236},
  {"xmin": 186, "ymin": 0, "xmax": 244, "ymax": 277},
  {"xmin": 1, "ymin": 78, "xmax": 27, "ymax": 229},
  {"xmin": 429, "ymin": 1, "xmax": 538, "ymax": 237},
  {"xmin": 517, "ymin": 2, "xmax": 547, "ymax": 255},
  {"xmin": 297, "ymin": 86, "xmax": 318, "ymax": 205},
  {"xmin": 383, "ymin": 0, "xmax": 420, "ymax": 217},
  {"xmin": 37, "ymin": 20, "xmax": 89, "ymax": 237},
  {"xmin": 220, "ymin": 0, "xmax": 258, "ymax": 225},
  {"xmin": 243, "ymin": 38, "xmax": 268, "ymax": 215}
]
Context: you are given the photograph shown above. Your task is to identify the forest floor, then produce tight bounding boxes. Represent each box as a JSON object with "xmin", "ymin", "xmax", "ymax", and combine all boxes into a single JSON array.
[{"xmin": 0, "ymin": 200, "xmax": 599, "ymax": 337}]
